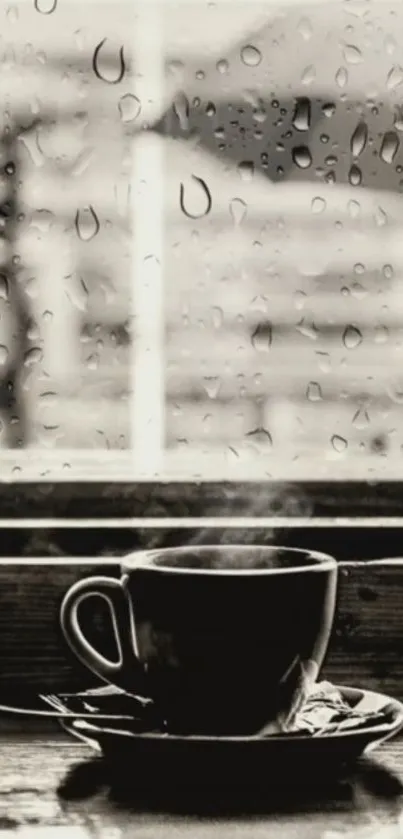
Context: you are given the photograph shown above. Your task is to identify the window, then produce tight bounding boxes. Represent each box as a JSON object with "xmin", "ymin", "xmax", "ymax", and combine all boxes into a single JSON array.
[{"xmin": 1, "ymin": 0, "xmax": 402, "ymax": 492}]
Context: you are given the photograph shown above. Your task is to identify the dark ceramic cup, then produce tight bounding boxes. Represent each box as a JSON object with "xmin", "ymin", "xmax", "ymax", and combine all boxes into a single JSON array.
[{"xmin": 60, "ymin": 545, "xmax": 337, "ymax": 736}]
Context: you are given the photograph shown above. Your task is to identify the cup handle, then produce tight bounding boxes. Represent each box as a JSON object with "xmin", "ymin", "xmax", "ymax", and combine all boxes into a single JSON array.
[{"xmin": 60, "ymin": 575, "xmax": 143, "ymax": 691}]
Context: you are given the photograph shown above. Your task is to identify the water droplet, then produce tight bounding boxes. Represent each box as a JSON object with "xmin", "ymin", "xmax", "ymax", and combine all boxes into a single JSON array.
[
  {"xmin": 343, "ymin": 324, "xmax": 362, "ymax": 349},
  {"xmin": 173, "ymin": 92, "xmax": 190, "ymax": 131},
  {"xmin": 343, "ymin": 44, "xmax": 363, "ymax": 64},
  {"xmin": 375, "ymin": 324, "xmax": 389, "ymax": 344},
  {"xmin": 350, "ymin": 121, "xmax": 368, "ymax": 157},
  {"xmin": 229, "ymin": 197, "xmax": 247, "ymax": 225},
  {"xmin": 387, "ymin": 380, "xmax": 403, "ymax": 404},
  {"xmin": 39, "ymin": 391, "xmax": 57, "ymax": 408},
  {"xmin": 352, "ymin": 407, "xmax": 370, "ymax": 429},
  {"xmin": 118, "ymin": 93, "xmax": 141, "ymax": 123},
  {"xmin": 316, "ymin": 351, "xmax": 331, "ymax": 373},
  {"xmin": 394, "ymin": 107, "xmax": 403, "ymax": 132},
  {"xmin": 375, "ymin": 206, "xmax": 388, "ymax": 227},
  {"xmin": 383, "ymin": 264, "xmax": 394, "ymax": 279},
  {"xmin": 297, "ymin": 16, "xmax": 312, "ymax": 40},
  {"xmin": 211, "ymin": 306, "xmax": 223, "ymax": 329},
  {"xmin": 335, "ymin": 67, "xmax": 348, "ymax": 88},
  {"xmin": 203, "ymin": 376, "xmax": 221, "ymax": 399},
  {"xmin": 31, "ymin": 209, "xmax": 54, "ymax": 234},
  {"xmin": 240, "ymin": 44, "xmax": 262, "ymax": 66},
  {"xmin": 75, "ymin": 205, "xmax": 100, "ymax": 241},
  {"xmin": 311, "ymin": 197, "xmax": 326, "ymax": 214},
  {"xmin": 292, "ymin": 97, "xmax": 311, "ymax": 131},
  {"xmin": 331, "ymin": 434, "xmax": 348, "ymax": 452},
  {"xmin": 216, "ymin": 59, "xmax": 229, "ymax": 74},
  {"xmin": 301, "ymin": 65, "xmax": 316, "ymax": 85},
  {"xmin": 24, "ymin": 347, "xmax": 43, "ymax": 366},
  {"xmin": 205, "ymin": 101, "xmax": 216, "ymax": 117},
  {"xmin": 4, "ymin": 161, "xmax": 15, "ymax": 177},
  {"xmin": 292, "ymin": 145, "xmax": 312, "ymax": 169},
  {"xmin": 179, "ymin": 175, "xmax": 212, "ymax": 219},
  {"xmin": 246, "ymin": 427, "xmax": 273, "ymax": 446},
  {"xmin": 0, "ymin": 275, "xmax": 9, "ymax": 301},
  {"xmin": 7, "ymin": 6, "xmax": 19, "ymax": 23},
  {"xmin": 92, "ymin": 38, "xmax": 125, "ymax": 84},
  {"xmin": 251, "ymin": 322, "xmax": 272, "ymax": 352},
  {"xmin": 322, "ymin": 102, "xmax": 336, "ymax": 118},
  {"xmin": 237, "ymin": 160, "xmax": 254, "ymax": 182},
  {"xmin": 387, "ymin": 65, "xmax": 403, "ymax": 90},
  {"xmin": 348, "ymin": 164, "xmax": 362, "ymax": 186},
  {"xmin": 34, "ymin": 0, "xmax": 57, "ymax": 12},
  {"xmin": 306, "ymin": 381, "xmax": 322, "ymax": 401},
  {"xmin": 385, "ymin": 35, "xmax": 396, "ymax": 55},
  {"xmin": 0, "ymin": 346, "xmax": 8, "ymax": 365},
  {"xmin": 347, "ymin": 199, "xmax": 361, "ymax": 218},
  {"xmin": 380, "ymin": 131, "xmax": 399, "ymax": 164}
]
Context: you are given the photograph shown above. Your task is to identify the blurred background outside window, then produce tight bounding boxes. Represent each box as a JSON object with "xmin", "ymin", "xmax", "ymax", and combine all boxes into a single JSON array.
[{"xmin": 2, "ymin": 0, "xmax": 403, "ymax": 481}]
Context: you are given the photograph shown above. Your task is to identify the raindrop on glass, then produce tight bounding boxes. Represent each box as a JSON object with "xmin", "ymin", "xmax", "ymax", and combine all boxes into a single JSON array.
[
  {"xmin": 347, "ymin": 199, "xmax": 361, "ymax": 218},
  {"xmin": 75, "ymin": 205, "xmax": 100, "ymax": 241},
  {"xmin": 297, "ymin": 16, "xmax": 313, "ymax": 40},
  {"xmin": 229, "ymin": 197, "xmax": 247, "ymax": 225},
  {"xmin": 92, "ymin": 38, "xmax": 125, "ymax": 84},
  {"xmin": 331, "ymin": 434, "xmax": 348, "ymax": 452},
  {"xmin": 375, "ymin": 324, "xmax": 389, "ymax": 344},
  {"xmin": 343, "ymin": 324, "xmax": 362, "ymax": 349},
  {"xmin": 173, "ymin": 92, "xmax": 190, "ymax": 131},
  {"xmin": 301, "ymin": 65, "xmax": 316, "ymax": 85},
  {"xmin": 335, "ymin": 67, "xmax": 348, "ymax": 88},
  {"xmin": 292, "ymin": 145, "xmax": 312, "ymax": 169},
  {"xmin": 386, "ymin": 65, "xmax": 403, "ymax": 90},
  {"xmin": 292, "ymin": 97, "xmax": 311, "ymax": 131},
  {"xmin": 394, "ymin": 107, "xmax": 403, "ymax": 131},
  {"xmin": 322, "ymin": 102, "xmax": 336, "ymax": 118},
  {"xmin": 383, "ymin": 264, "xmax": 394, "ymax": 279},
  {"xmin": 306, "ymin": 381, "xmax": 323, "ymax": 401},
  {"xmin": 375, "ymin": 206, "xmax": 388, "ymax": 227},
  {"xmin": 350, "ymin": 121, "xmax": 368, "ymax": 157},
  {"xmin": 34, "ymin": 0, "xmax": 57, "ymax": 12},
  {"xmin": 352, "ymin": 407, "xmax": 370, "ymax": 429},
  {"xmin": 216, "ymin": 59, "xmax": 229, "ymax": 74},
  {"xmin": 246, "ymin": 427, "xmax": 273, "ymax": 446},
  {"xmin": 348, "ymin": 164, "xmax": 362, "ymax": 186},
  {"xmin": 203, "ymin": 376, "xmax": 221, "ymax": 399},
  {"xmin": 343, "ymin": 44, "xmax": 363, "ymax": 64},
  {"xmin": 385, "ymin": 35, "xmax": 397, "ymax": 55},
  {"xmin": 240, "ymin": 45, "xmax": 262, "ymax": 66},
  {"xmin": 24, "ymin": 347, "xmax": 43, "ymax": 366},
  {"xmin": 211, "ymin": 306, "xmax": 223, "ymax": 329},
  {"xmin": 237, "ymin": 160, "xmax": 254, "ymax": 182},
  {"xmin": 0, "ymin": 275, "xmax": 9, "ymax": 301},
  {"xmin": 0, "ymin": 346, "xmax": 8, "ymax": 365},
  {"xmin": 251, "ymin": 322, "xmax": 272, "ymax": 352},
  {"xmin": 380, "ymin": 131, "xmax": 399, "ymax": 164},
  {"xmin": 205, "ymin": 101, "xmax": 216, "ymax": 117},
  {"xmin": 311, "ymin": 197, "xmax": 326, "ymax": 214},
  {"xmin": 180, "ymin": 176, "xmax": 211, "ymax": 219},
  {"xmin": 118, "ymin": 93, "xmax": 141, "ymax": 123}
]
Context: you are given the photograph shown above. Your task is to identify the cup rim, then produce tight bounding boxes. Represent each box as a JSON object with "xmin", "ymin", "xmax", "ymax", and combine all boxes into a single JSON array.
[{"xmin": 122, "ymin": 544, "xmax": 337, "ymax": 575}]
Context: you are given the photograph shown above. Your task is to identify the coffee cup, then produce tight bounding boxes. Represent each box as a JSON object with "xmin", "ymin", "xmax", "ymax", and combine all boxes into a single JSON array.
[{"xmin": 60, "ymin": 545, "xmax": 337, "ymax": 736}]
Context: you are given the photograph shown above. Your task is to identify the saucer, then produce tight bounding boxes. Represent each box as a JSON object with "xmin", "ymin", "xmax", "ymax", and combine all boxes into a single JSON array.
[{"xmin": 39, "ymin": 684, "xmax": 403, "ymax": 784}]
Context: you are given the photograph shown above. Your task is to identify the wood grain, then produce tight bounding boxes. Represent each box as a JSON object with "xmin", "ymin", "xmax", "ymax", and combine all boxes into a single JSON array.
[
  {"xmin": 1, "ymin": 480, "xmax": 403, "ymax": 518},
  {"xmin": 0, "ymin": 557, "xmax": 402, "ymax": 696},
  {"xmin": 1, "ymin": 731, "xmax": 403, "ymax": 835}
]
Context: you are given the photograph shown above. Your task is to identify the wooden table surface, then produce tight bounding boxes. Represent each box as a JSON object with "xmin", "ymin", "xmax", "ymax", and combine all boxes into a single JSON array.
[{"xmin": 2, "ymin": 725, "xmax": 403, "ymax": 838}]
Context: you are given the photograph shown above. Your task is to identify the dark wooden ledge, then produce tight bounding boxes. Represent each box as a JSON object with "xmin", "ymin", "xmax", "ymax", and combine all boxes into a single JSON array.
[{"xmin": 2, "ymin": 479, "xmax": 403, "ymax": 518}]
